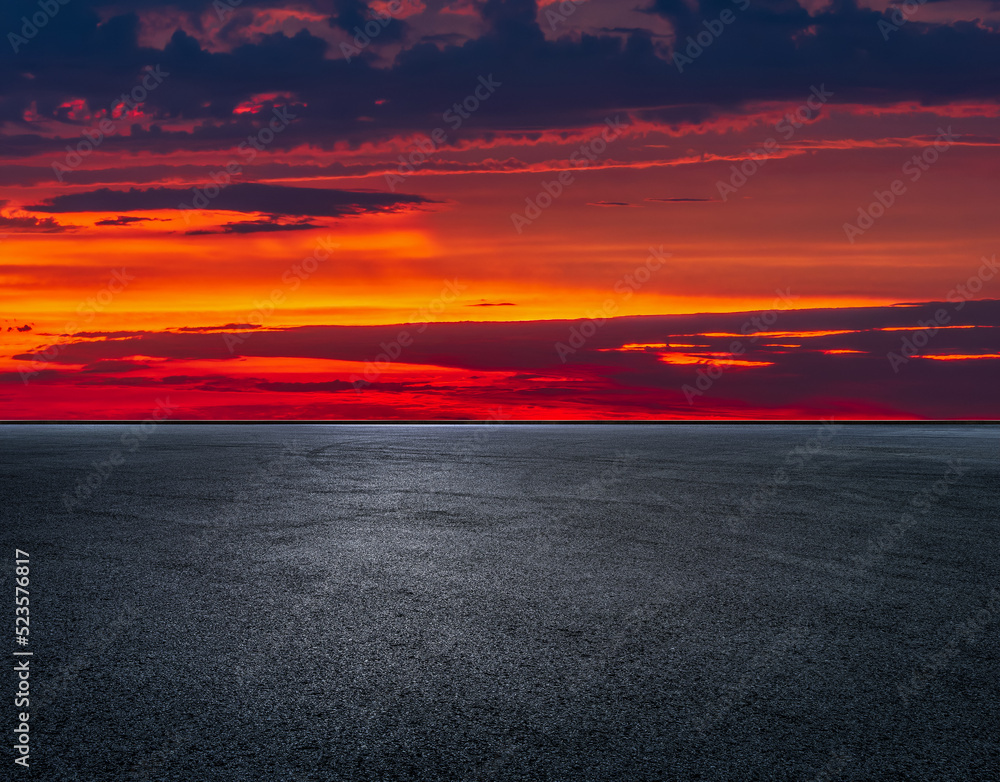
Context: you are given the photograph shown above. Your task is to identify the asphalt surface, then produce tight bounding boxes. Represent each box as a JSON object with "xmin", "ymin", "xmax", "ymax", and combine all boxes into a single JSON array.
[{"xmin": 1, "ymin": 424, "xmax": 998, "ymax": 781}]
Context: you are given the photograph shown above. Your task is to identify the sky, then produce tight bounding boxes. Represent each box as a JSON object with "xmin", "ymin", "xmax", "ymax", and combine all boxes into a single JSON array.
[{"xmin": 1, "ymin": 0, "xmax": 998, "ymax": 419}]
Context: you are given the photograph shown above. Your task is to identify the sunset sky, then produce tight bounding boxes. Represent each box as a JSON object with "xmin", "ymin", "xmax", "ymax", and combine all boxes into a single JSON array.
[{"xmin": 1, "ymin": 0, "xmax": 998, "ymax": 418}]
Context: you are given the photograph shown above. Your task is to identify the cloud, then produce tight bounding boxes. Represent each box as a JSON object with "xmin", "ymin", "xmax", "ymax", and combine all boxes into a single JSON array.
[
  {"xmin": 94, "ymin": 215, "xmax": 167, "ymax": 226},
  {"xmin": 2, "ymin": 0, "xmax": 999, "ymax": 159},
  {"xmin": 0, "ymin": 214, "xmax": 74, "ymax": 232},
  {"xmin": 330, "ymin": 0, "xmax": 408, "ymax": 43},
  {"xmin": 26, "ymin": 183, "xmax": 437, "ymax": 217},
  {"xmin": 174, "ymin": 324, "xmax": 262, "ymax": 332},
  {"xmin": 184, "ymin": 217, "xmax": 322, "ymax": 235},
  {"xmin": 79, "ymin": 359, "xmax": 153, "ymax": 373},
  {"xmin": 646, "ymin": 197, "xmax": 718, "ymax": 203},
  {"xmin": 10, "ymin": 300, "xmax": 1000, "ymax": 418}
]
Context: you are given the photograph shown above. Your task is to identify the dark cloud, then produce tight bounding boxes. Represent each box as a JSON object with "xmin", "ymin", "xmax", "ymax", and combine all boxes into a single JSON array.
[
  {"xmin": 0, "ymin": 369, "xmax": 60, "ymax": 383},
  {"xmin": 26, "ymin": 183, "xmax": 436, "ymax": 216},
  {"xmin": 0, "ymin": 214, "xmax": 73, "ymax": 232},
  {"xmin": 646, "ymin": 197, "xmax": 718, "ymax": 203},
  {"xmin": 17, "ymin": 300, "xmax": 1000, "ymax": 367},
  {"xmin": 175, "ymin": 323, "xmax": 262, "ymax": 331},
  {"xmin": 330, "ymin": 0, "xmax": 408, "ymax": 44},
  {"xmin": 2, "ymin": 0, "xmax": 998, "ymax": 159},
  {"xmin": 254, "ymin": 379, "xmax": 355, "ymax": 393},
  {"xmin": 79, "ymin": 359, "xmax": 152, "ymax": 373},
  {"xmin": 11, "ymin": 300, "xmax": 1000, "ymax": 417},
  {"xmin": 55, "ymin": 329, "xmax": 151, "ymax": 338},
  {"xmin": 94, "ymin": 215, "xmax": 166, "ymax": 225},
  {"xmin": 185, "ymin": 217, "xmax": 322, "ymax": 234},
  {"xmin": 482, "ymin": 0, "xmax": 543, "ymax": 39}
]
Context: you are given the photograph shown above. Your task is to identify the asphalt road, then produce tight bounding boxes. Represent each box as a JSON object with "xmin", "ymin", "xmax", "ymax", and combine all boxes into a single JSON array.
[{"xmin": 1, "ymin": 424, "xmax": 998, "ymax": 781}]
